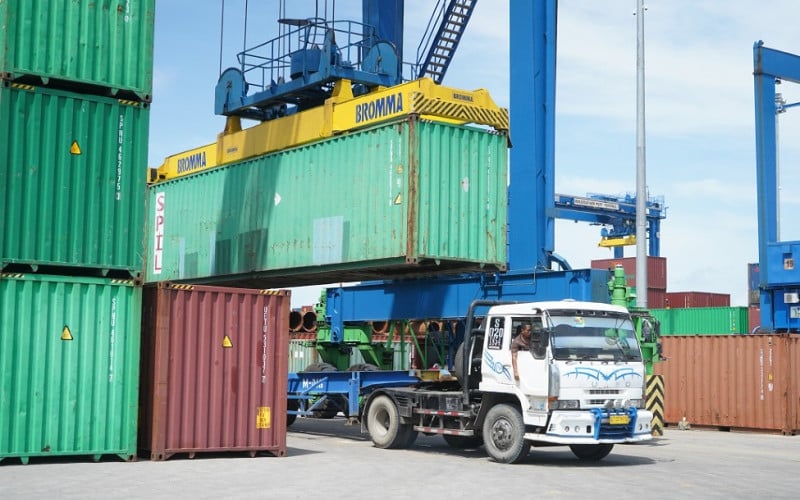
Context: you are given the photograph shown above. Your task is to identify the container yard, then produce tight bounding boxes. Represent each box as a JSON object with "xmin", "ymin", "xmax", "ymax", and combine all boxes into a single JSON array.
[{"xmin": 2, "ymin": 1, "xmax": 800, "ymax": 493}]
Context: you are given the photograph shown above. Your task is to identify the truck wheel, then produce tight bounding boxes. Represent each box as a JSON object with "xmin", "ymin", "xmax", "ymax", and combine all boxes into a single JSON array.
[
  {"xmin": 287, "ymin": 399, "xmax": 299, "ymax": 427},
  {"xmin": 347, "ymin": 363, "xmax": 379, "ymax": 371},
  {"xmin": 398, "ymin": 425, "xmax": 418, "ymax": 449},
  {"xmin": 443, "ymin": 434, "xmax": 483, "ymax": 449},
  {"xmin": 482, "ymin": 404, "xmax": 530, "ymax": 464},
  {"xmin": 569, "ymin": 443, "xmax": 614, "ymax": 461},
  {"xmin": 367, "ymin": 395, "xmax": 410, "ymax": 449}
]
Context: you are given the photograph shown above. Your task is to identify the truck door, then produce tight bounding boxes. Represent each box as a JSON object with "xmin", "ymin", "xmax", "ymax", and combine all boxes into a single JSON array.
[{"xmin": 512, "ymin": 317, "xmax": 549, "ymax": 403}]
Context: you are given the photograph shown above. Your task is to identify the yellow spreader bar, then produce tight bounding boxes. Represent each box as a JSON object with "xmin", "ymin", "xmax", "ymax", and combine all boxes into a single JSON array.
[
  {"xmin": 151, "ymin": 78, "xmax": 508, "ymax": 183},
  {"xmin": 598, "ymin": 235, "xmax": 637, "ymax": 248}
]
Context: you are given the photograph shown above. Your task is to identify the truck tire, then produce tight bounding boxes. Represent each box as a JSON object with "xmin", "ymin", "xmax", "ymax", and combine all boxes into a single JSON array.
[
  {"xmin": 400, "ymin": 426, "xmax": 418, "ymax": 448},
  {"xmin": 453, "ymin": 336, "xmax": 482, "ymax": 387},
  {"xmin": 347, "ymin": 363, "xmax": 379, "ymax": 371},
  {"xmin": 569, "ymin": 443, "xmax": 614, "ymax": 461},
  {"xmin": 367, "ymin": 395, "xmax": 413, "ymax": 449},
  {"xmin": 443, "ymin": 434, "xmax": 483, "ymax": 449},
  {"xmin": 286, "ymin": 399, "xmax": 299, "ymax": 427},
  {"xmin": 482, "ymin": 404, "xmax": 530, "ymax": 464}
]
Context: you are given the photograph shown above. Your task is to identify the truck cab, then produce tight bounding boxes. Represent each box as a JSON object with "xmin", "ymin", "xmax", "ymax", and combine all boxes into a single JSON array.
[{"xmin": 465, "ymin": 300, "xmax": 653, "ymax": 461}]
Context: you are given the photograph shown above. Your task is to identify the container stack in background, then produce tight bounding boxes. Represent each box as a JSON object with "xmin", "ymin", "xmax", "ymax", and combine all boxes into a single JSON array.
[
  {"xmin": 591, "ymin": 256, "xmax": 668, "ymax": 308},
  {"xmin": 0, "ymin": 0, "xmax": 155, "ymax": 463}
]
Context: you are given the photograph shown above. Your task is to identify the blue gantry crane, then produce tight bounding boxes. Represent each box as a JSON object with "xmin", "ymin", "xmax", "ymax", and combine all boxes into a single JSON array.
[
  {"xmin": 753, "ymin": 41, "xmax": 800, "ymax": 332},
  {"xmin": 554, "ymin": 192, "xmax": 666, "ymax": 258}
]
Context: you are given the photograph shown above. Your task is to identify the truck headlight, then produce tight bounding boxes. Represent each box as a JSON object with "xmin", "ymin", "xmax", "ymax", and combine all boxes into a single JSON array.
[
  {"xmin": 552, "ymin": 399, "xmax": 580, "ymax": 410},
  {"xmin": 628, "ymin": 399, "xmax": 645, "ymax": 409}
]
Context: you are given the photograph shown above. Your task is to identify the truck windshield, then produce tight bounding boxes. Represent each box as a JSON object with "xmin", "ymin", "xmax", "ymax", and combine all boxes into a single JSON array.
[{"xmin": 548, "ymin": 314, "xmax": 642, "ymax": 362}]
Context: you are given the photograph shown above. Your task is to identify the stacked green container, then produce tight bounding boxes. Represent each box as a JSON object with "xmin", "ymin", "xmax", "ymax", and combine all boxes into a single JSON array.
[
  {"xmin": 0, "ymin": 273, "xmax": 142, "ymax": 463},
  {"xmin": 0, "ymin": 83, "xmax": 149, "ymax": 274},
  {"xmin": 0, "ymin": 0, "xmax": 154, "ymax": 462},
  {"xmin": 0, "ymin": 0, "xmax": 155, "ymax": 100},
  {"xmin": 649, "ymin": 307, "xmax": 750, "ymax": 335}
]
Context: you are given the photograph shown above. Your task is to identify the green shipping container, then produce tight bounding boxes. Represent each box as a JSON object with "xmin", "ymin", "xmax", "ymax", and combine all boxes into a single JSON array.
[
  {"xmin": 0, "ymin": 83, "xmax": 149, "ymax": 276},
  {"xmin": 0, "ymin": 0, "xmax": 155, "ymax": 99},
  {"xmin": 145, "ymin": 118, "xmax": 508, "ymax": 286},
  {"xmin": 649, "ymin": 307, "xmax": 750, "ymax": 335},
  {"xmin": 0, "ymin": 273, "xmax": 142, "ymax": 463}
]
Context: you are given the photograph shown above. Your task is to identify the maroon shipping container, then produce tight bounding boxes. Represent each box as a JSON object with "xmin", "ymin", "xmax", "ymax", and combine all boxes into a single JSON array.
[
  {"xmin": 749, "ymin": 306, "xmax": 761, "ymax": 334},
  {"xmin": 665, "ymin": 291, "xmax": 730, "ymax": 309},
  {"xmin": 139, "ymin": 283, "xmax": 290, "ymax": 460},
  {"xmin": 590, "ymin": 256, "xmax": 667, "ymax": 290},
  {"xmin": 654, "ymin": 335, "xmax": 800, "ymax": 434},
  {"xmin": 647, "ymin": 289, "xmax": 667, "ymax": 309}
]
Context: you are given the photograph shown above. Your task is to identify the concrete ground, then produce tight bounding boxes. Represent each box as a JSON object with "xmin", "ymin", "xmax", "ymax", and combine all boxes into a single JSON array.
[{"xmin": 1, "ymin": 418, "xmax": 798, "ymax": 499}]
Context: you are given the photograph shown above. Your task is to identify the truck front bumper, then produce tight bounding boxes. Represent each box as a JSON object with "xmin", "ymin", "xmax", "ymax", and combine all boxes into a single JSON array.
[{"xmin": 525, "ymin": 408, "xmax": 653, "ymax": 445}]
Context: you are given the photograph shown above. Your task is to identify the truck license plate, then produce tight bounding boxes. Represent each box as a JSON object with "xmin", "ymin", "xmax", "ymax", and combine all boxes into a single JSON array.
[{"xmin": 609, "ymin": 415, "xmax": 630, "ymax": 425}]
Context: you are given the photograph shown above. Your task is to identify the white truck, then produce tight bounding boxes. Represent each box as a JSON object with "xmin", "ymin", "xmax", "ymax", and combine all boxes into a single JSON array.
[{"xmin": 362, "ymin": 299, "xmax": 653, "ymax": 463}]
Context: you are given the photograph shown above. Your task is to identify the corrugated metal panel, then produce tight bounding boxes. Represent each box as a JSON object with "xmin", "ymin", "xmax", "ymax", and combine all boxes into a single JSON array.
[
  {"xmin": 145, "ymin": 118, "xmax": 508, "ymax": 286},
  {"xmin": 749, "ymin": 306, "xmax": 761, "ymax": 334},
  {"xmin": 0, "ymin": 83, "xmax": 148, "ymax": 275},
  {"xmin": 0, "ymin": 273, "xmax": 141, "ymax": 462},
  {"xmin": 139, "ymin": 283, "xmax": 289, "ymax": 460},
  {"xmin": 0, "ymin": 0, "xmax": 155, "ymax": 99},
  {"xmin": 591, "ymin": 256, "xmax": 667, "ymax": 290},
  {"xmin": 655, "ymin": 335, "xmax": 800, "ymax": 434},
  {"xmin": 748, "ymin": 263, "xmax": 761, "ymax": 307},
  {"xmin": 650, "ymin": 307, "xmax": 749, "ymax": 335},
  {"xmin": 647, "ymin": 289, "xmax": 666, "ymax": 309},
  {"xmin": 289, "ymin": 340, "xmax": 318, "ymax": 373},
  {"xmin": 665, "ymin": 291, "xmax": 730, "ymax": 308}
]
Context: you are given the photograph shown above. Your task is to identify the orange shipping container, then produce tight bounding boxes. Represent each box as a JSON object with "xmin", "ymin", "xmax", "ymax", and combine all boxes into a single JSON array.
[
  {"xmin": 655, "ymin": 335, "xmax": 800, "ymax": 434},
  {"xmin": 139, "ymin": 283, "xmax": 290, "ymax": 460}
]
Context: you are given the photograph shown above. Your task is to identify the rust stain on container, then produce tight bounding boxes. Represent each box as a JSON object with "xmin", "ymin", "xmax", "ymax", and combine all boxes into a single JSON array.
[
  {"xmin": 139, "ymin": 283, "xmax": 290, "ymax": 460},
  {"xmin": 655, "ymin": 335, "xmax": 800, "ymax": 434}
]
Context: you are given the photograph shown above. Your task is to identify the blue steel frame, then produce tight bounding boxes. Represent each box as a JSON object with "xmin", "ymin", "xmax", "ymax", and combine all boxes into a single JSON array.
[
  {"xmin": 753, "ymin": 41, "xmax": 800, "ymax": 332},
  {"xmin": 322, "ymin": 0, "xmax": 581, "ymax": 341},
  {"xmin": 554, "ymin": 193, "xmax": 666, "ymax": 258},
  {"xmin": 287, "ymin": 369, "xmax": 419, "ymax": 417}
]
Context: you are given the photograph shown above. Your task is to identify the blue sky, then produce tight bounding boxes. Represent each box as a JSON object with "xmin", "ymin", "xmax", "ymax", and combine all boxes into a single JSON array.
[{"xmin": 150, "ymin": 1, "xmax": 800, "ymax": 308}]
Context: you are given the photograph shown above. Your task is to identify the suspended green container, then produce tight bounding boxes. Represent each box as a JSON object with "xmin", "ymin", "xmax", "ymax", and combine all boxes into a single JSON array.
[
  {"xmin": 0, "ymin": 273, "xmax": 142, "ymax": 464},
  {"xmin": 0, "ymin": 83, "xmax": 149, "ymax": 276},
  {"xmin": 145, "ymin": 118, "xmax": 508, "ymax": 286},
  {"xmin": 649, "ymin": 307, "xmax": 750, "ymax": 335},
  {"xmin": 0, "ymin": 0, "xmax": 155, "ymax": 99}
]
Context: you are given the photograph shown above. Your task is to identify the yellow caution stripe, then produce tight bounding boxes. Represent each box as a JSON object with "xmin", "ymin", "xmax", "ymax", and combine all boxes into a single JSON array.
[
  {"xmin": 169, "ymin": 284, "xmax": 195, "ymax": 290},
  {"xmin": 10, "ymin": 82, "xmax": 34, "ymax": 91},
  {"xmin": 646, "ymin": 374, "xmax": 665, "ymax": 436}
]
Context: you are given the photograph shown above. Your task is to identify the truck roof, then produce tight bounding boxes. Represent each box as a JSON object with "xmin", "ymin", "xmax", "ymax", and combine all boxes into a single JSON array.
[{"xmin": 486, "ymin": 300, "xmax": 629, "ymax": 316}]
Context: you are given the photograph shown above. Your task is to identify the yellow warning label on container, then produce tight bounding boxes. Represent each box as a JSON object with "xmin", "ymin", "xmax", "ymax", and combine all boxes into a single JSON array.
[
  {"xmin": 222, "ymin": 335, "xmax": 233, "ymax": 348},
  {"xmin": 394, "ymin": 192, "xmax": 403, "ymax": 205},
  {"xmin": 256, "ymin": 407, "xmax": 271, "ymax": 429},
  {"xmin": 61, "ymin": 326, "xmax": 73, "ymax": 341},
  {"xmin": 70, "ymin": 141, "xmax": 82, "ymax": 155}
]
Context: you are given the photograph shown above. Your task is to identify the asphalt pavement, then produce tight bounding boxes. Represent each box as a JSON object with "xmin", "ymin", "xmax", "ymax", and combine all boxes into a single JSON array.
[{"xmin": 1, "ymin": 418, "xmax": 798, "ymax": 499}]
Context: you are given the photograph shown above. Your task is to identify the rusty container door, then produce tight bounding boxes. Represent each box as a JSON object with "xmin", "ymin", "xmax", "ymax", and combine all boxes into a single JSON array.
[
  {"xmin": 655, "ymin": 335, "xmax": 800, "ymax": 434},
  {"xmin": 139, "ymin": 283, "xmax": 289, "ymax": 460}
]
